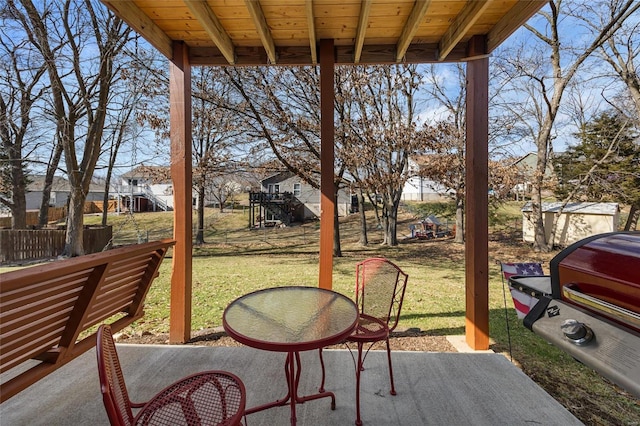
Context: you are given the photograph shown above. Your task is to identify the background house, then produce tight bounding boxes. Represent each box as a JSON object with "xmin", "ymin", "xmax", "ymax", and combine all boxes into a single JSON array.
[
  {"xmin": 117, "ymin": 166, "xmax": 181, "ymax": 212},
  {"xmin": 521, "ymin": 202, "xmax": 620, "ymax": 247},
  {"xmin": 253, "ymin": 171, "xmax": 351, "ymax": 226},
  {"xmin": 26, "ymin": 175, "xmax": 104, "ymax": 210},
  {"xmin": 511, "ymin": 152, "xmax": 556, "ymax": 200},
  {"xmin": 402, "ymin": 156, "xmax": 453, "ymax": 202}
]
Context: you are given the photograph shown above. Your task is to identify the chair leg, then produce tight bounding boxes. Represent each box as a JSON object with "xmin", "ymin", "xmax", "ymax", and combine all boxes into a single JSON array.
[
  {"xmin": 385, "ymin": 338, "xmax": 396, "ymax": 395},
  {"xmin": 355, "ymin": 342, "xmax": 363, "ymax": 426}
]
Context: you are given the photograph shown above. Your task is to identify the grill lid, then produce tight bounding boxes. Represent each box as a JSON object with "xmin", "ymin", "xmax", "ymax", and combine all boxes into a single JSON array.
[{"xmin": 550, "ymin": 231, "xmax": 640, "ymax": 332}]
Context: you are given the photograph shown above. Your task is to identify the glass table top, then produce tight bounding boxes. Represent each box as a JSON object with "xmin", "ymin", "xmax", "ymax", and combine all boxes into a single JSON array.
[{"xmin": 223, "ymin": 286, "xmax": 358, "ymax": 352}]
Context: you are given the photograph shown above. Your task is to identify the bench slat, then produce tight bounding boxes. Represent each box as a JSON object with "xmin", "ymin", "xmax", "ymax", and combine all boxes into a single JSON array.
[
  {"xmin": 0, "ymin": 239, "xmax": 175, "ymax": 402},
  {"xmin": 1, "ymin": 297, "xmax": 77, "ymax": 338},
  {"xmin": 1, "ymin": 323, "xmax": 66, "ymax": 371},
  {"xmin": 0, "ymin": 270, "xmax": 90, "ymax": 308}
]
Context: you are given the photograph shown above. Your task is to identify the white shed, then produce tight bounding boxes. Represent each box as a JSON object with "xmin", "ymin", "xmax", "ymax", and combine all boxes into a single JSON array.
[{"xmin": 521, "ymin": 202, "xmax": 620, "ymax": 247}]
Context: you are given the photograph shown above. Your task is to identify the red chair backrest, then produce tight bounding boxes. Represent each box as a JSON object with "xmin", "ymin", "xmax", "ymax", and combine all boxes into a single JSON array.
[
  {"xmin": 355, "ymin": 258, "xmax": 409, "ymax": 332},
  {"xmin": 96, "ymin": 325, "xmax": 135, "ymax": 426}
]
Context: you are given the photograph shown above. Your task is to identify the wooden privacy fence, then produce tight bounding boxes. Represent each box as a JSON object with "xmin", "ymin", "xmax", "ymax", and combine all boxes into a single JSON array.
[
  {"xmin": 0, "ymin": 207, "xmax": 67, "ymax": 228},
  {"xmin": 0, "ymin": 202, "xmax": 120, "ymax": 228},
  {"xmin": 0, "ymin": 226, "xmax": 112, "ymax": 263},
  {"xmin": 85, "ymin": 200, "xmax": 119, "ymax": 214}
]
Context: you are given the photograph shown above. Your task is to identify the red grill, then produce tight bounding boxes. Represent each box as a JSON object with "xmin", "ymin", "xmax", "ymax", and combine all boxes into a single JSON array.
[{"xmin": 518, "ymin": 232, "xmax": 640, "ymax": 398}]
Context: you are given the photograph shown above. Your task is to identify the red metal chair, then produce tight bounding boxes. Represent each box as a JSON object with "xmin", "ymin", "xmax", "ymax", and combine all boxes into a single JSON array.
[
  {"xmin": 96, "ymin": 325, "xmax": 246, "ymax": 426},
  {"xmin": 347, "ymin": 257, "xmax": 409, "ymax": 425}
]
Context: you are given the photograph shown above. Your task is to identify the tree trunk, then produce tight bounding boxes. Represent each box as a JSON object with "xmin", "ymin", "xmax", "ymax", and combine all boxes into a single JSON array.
[
  {"xmin": 383, "ymin": 196, "xmax": 400, "ymax": 246},
  {"xmin": 63, "ymin": 186, "xmax": 85, "ymax": 256},
  {"xmin": 195, "ymin": 184, "xmax": 206, "ymax": 244},
  {"xmin": 624, "ymin": 205, "xmax": 639, "ymax": 231},
  {"xmin": 532, "ymin": 132, "xmax": 551, "ymax": 252},
  {"xmin": 333, "ymin": 189, "xmax": 342, "ymax": 257},
  {"xmin": 38, "ymin": 142, "xmax": 63, "ymax": 227},
  {"xmin": 367, "ymin": 193, "xmax": 382, "ymax": 229},
  {"xmin": 333, "ymin": 205, "xmax": 342, "ymax": 257},
  {"xmin": 387, "ymin": 203, "xmax": 398, "ymax": 246},
  {"xmin": 380, "ymin": 203, "xmax": 389, "ymax": 245},
  {"xmin": 9, "ymin": 146, "xmax": 27, "ymax": 229},
  {"xmin": 531, "ymin": 192, "xmax": 549, "ymax": 253},
  {"xmin": 454, "ymin": 195, "xmax": 464, "ymax": 244},
  {"xmin": 10, "ymin": 180, "xmax": 27, "ymax": 229},
  {"xmin": 357, "ymin": 190, "xmax": 368, "ymax": 246},
  {"xmin": 101, "ymin": 180, "xmax": 110, "ymax": 227},
  {"xmin": 102, "ymin": 148, "xmax": 115, "ymax": 227}
]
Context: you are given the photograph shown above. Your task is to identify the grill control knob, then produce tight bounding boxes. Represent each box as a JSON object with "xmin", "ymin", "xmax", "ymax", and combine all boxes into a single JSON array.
[{"xmin": 561, "ymin": 319, "xmax": 593, "ymax": 345}]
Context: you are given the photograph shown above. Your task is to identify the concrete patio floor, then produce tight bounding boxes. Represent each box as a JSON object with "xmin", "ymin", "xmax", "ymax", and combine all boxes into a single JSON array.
[{"xmin": 1, "ymin": 344, "xmax": 582, "ymax": 425}]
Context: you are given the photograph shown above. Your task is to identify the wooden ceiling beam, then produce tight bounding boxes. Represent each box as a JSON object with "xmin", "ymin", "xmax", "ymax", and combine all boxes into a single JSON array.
[
  {"xmin": 304, "ymin": 0, "xmax": 317, "ymax": 64},
  {"xmin": 184, "ymin": 0, "xmax": 235, "ymax": 65},
  {"xmin": 395, "ymin": 0, "xmax": 431, "ymax": 62},
  {"xmin": 102, "ymin": 0, "xmax": 172, "ymax": 59},
  {"xmin": 244, "ymin": 0, "xmax": 277, "ymax": 64},
  {"xmin": 189, "ymin": 43, "xmax": 467, "ymax": 66},
  {"xmin": 438, "ymin": 0, "xmax": 489, "ymax": 61},
  {"xmin": 354, "ymin": 0, "xmax": 373, "ymax": 64},
  {"xmin": 487, "ymin": 1, "xmax": 547, "ymax": 53}
]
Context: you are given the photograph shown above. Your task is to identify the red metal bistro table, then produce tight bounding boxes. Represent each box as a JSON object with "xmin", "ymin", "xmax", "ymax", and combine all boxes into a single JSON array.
[{"xmin": 223, "ymin": 286, "xmax": 358, "ymax": 425}]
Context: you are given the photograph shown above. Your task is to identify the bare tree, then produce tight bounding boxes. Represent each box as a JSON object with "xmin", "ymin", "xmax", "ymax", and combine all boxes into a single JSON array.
[
  {"xmin": 417, "ymin": 64, "xmax": 467, "ymax": 243},
  {"xmin": 493, "ymin": 0, "xmax": 639, "ymax": 251},
  {"xmin": 341, "ymin": 65, "xmax": 429, "ymax": 246},
  {"xmin": 335, "ymin": 68, "xmax": 369, "ymax": 245},
  {"xmin": 224, "ymin": 67, "xmax": 322, "ymax": 187},
  {"xmin": 132, "ymin": 63, "xmax": 248, "ymax": 245},
  {"xmin": 191, "ymin": 67, "xmax": 244, "ymax": 244},
  {"xmin": 0, "ymin": 24, "xmax": 47, "ymax": 228},
  {"xmin": 99, "ymin": 46, "xmax": 164, "ymax": 227},
  {"xmin": 13, "ymin": 0, "xmax": 132, "ymax": 256},
  {"xmin": 418, "ymin": 121, "xmax": 465, "ymax": 243},
  {"xmin": 594, "ymin": 4, "xmax": 640, "ymax": 229},
  {"xmin": 418, "ymin": 63, "xmax": 521, "ymax": 243},
  {"xmin": 36, "ymin": 139, "xmax": 64, "ymax": 226},
  {"xmin": 206, "ymin": 178, "xmax": 241, "ymax": 212}
]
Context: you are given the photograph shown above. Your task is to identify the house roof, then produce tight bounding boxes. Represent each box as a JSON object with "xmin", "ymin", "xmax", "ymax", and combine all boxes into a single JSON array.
[
  {"xmin": 27, "ymin": 176, "xmax": 70, "ymax": 192},
  {"xmin": 521, "ymin": 202, "xmax": 620, "ymax": 216},
  {"xmin": 422, "ymin": 214, "xmax": 441, "ymax": 225},
  {"xmin": 101, "ymin": 0, "xmax": 546, "ymax": 66},
  {"xmin": 27, "ymin": 176, "xmax": 104, "ymax": 193},
  {"xmin": 512, "ymin": 152, "xmax": 555, "ymax": 178},
  {"xmin": 512, "ymin": 152, "xmax": 537, "ymax": 169},
  {"xmin": 121, "ymin": 166, "xmax": 172, "ymax": 182},
  {"xmin": 261, "ymin": 171, "xmax": 295, "ymax": 184}
]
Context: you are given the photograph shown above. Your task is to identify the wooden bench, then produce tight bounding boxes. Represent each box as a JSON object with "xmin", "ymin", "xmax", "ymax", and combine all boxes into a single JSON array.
[{"xmin": 0, "ymin": 239, "xmax": 175, "ymax": 402}]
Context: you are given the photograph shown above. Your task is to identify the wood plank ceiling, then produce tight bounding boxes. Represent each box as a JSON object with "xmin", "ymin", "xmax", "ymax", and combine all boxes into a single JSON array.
[{"xmin": 101, "ymin": 0, "xmax": 546, "ymax": 66}]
